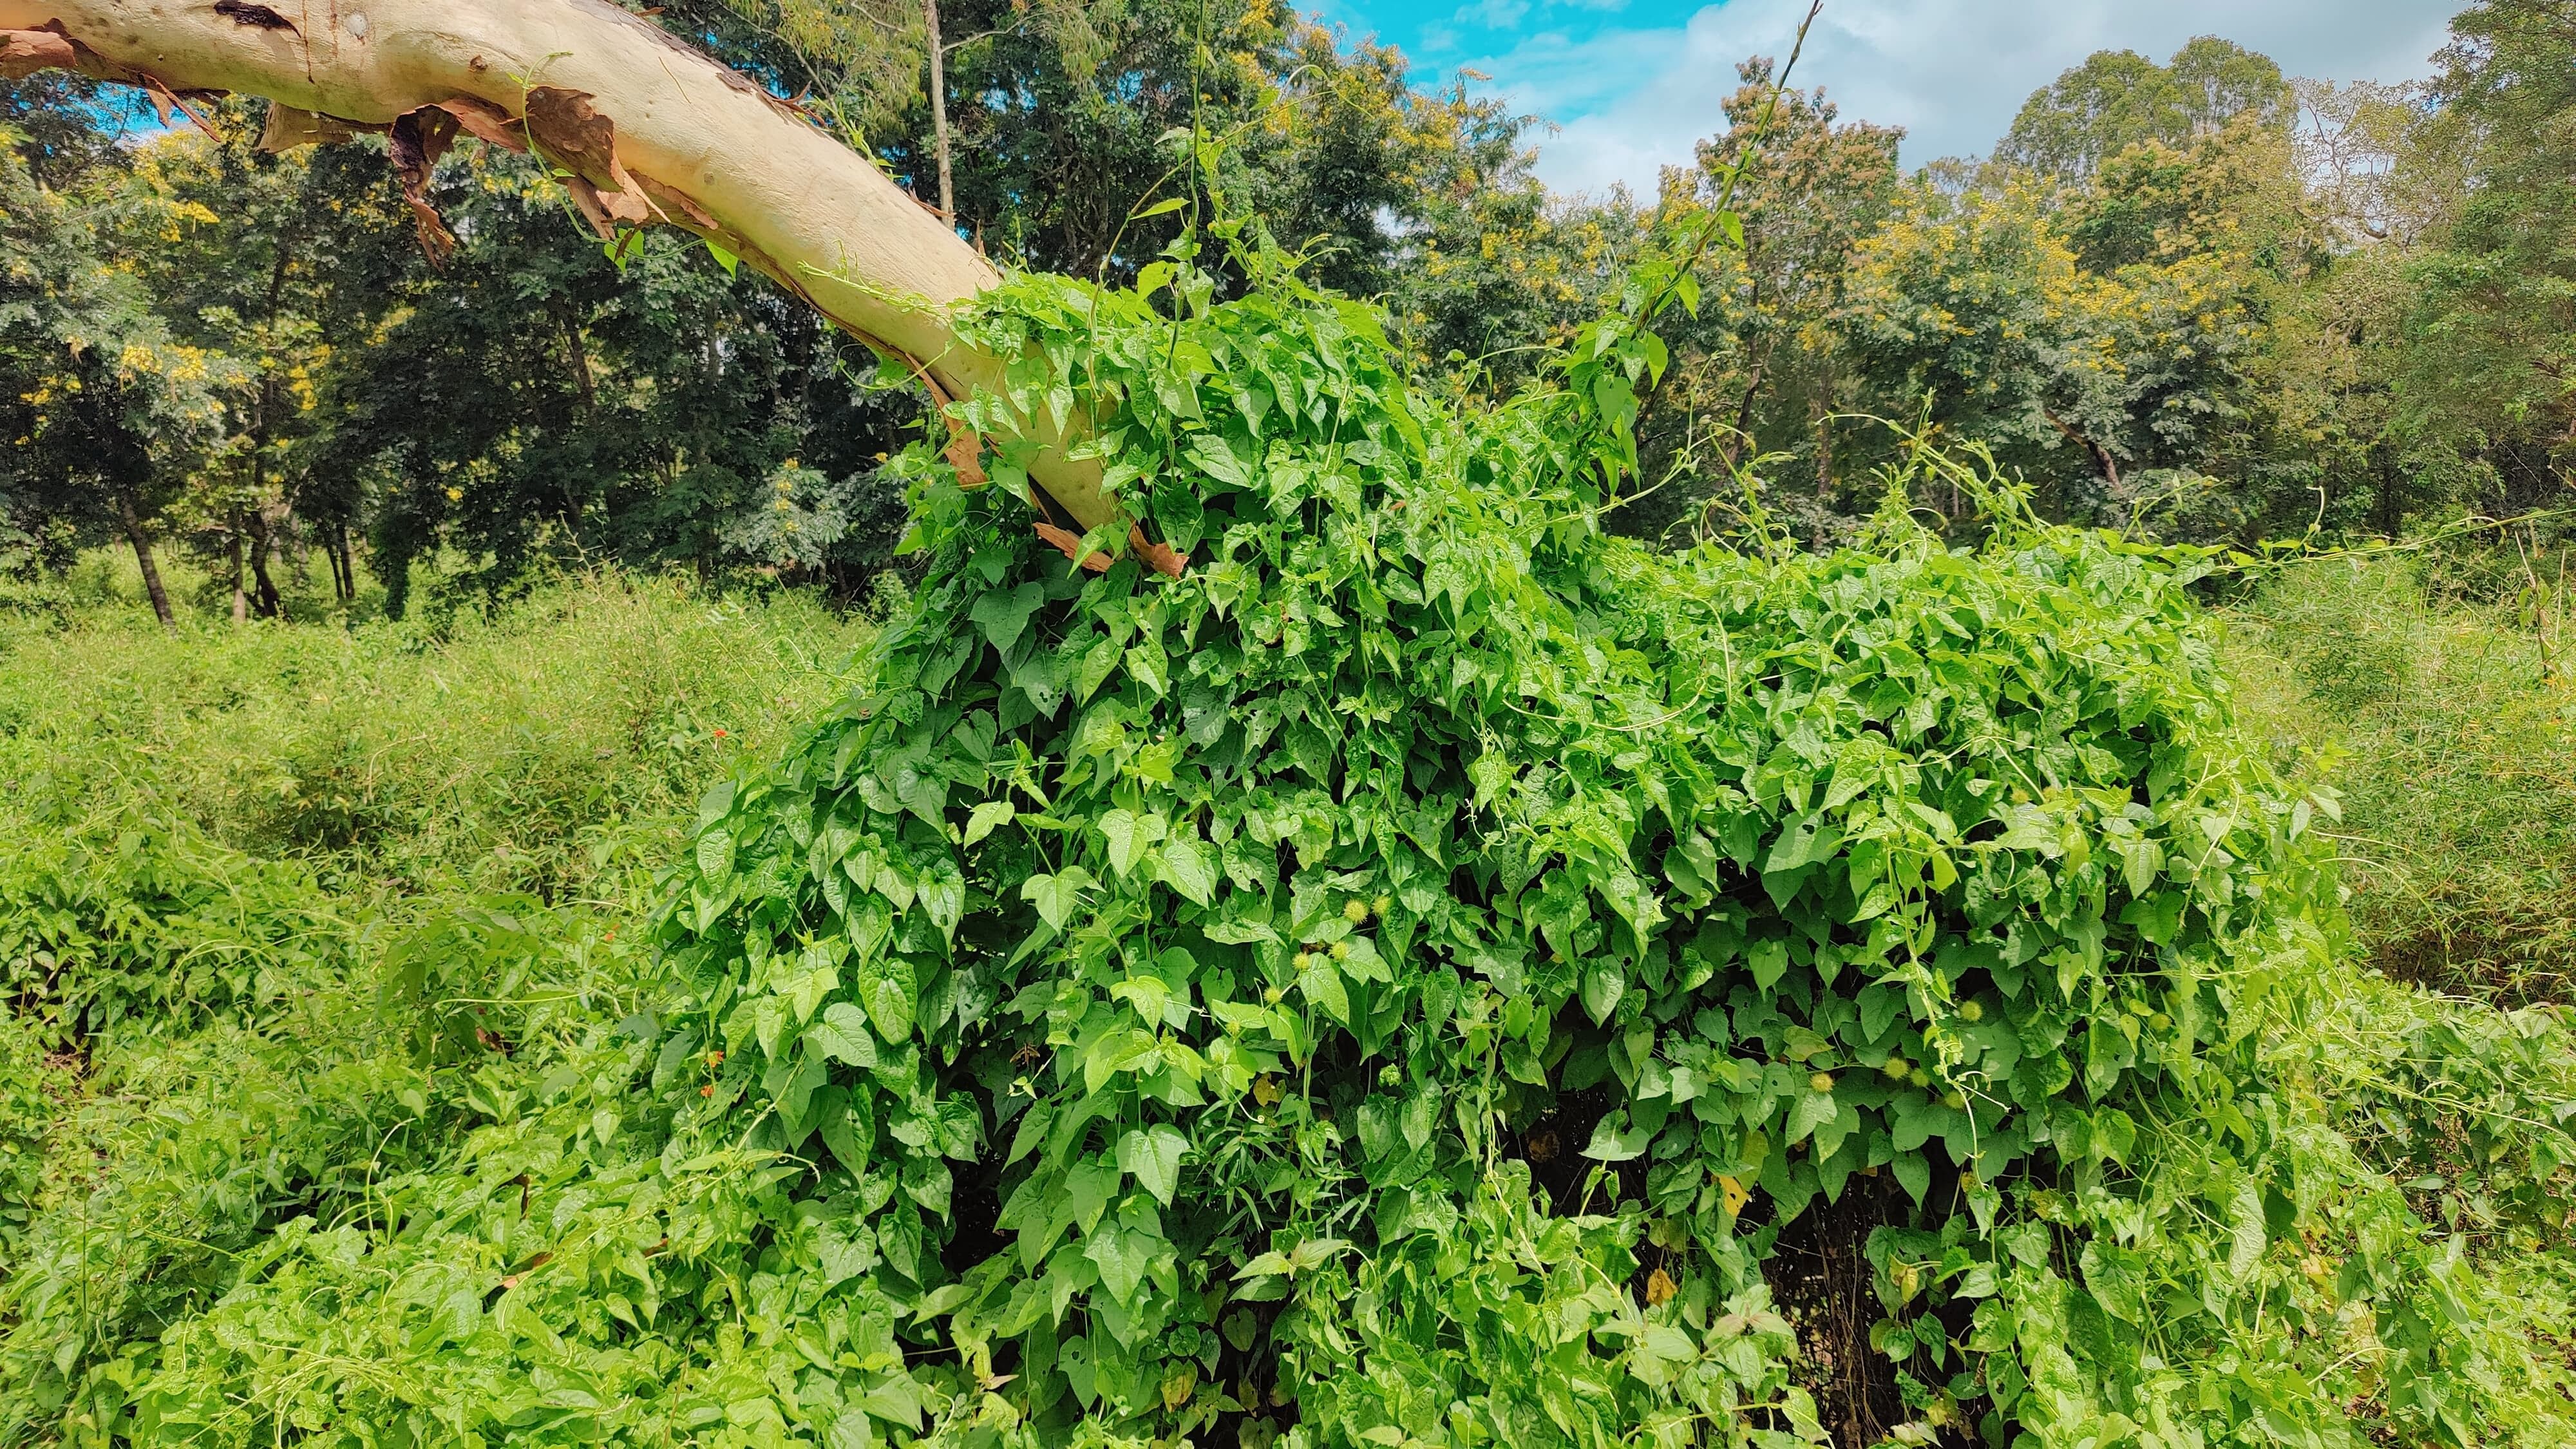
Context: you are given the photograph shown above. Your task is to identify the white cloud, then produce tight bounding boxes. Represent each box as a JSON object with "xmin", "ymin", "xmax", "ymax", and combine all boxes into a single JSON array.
[{"xmin": 1446, "ymin": 0, "xmax": 2460, "ymax": 195}]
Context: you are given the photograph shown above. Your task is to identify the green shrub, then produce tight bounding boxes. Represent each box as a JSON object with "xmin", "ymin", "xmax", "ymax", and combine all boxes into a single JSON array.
[
  {"xmin": 0, "ymin": 812, "xmax": 357, "ymax": 1044},
  {"xmin": 2238, "ymin": 559, "xmax": 2421, "ymax": 711},
  {"xmin": 0, "ymin": 1008, "xmax": 59, "ymax": 1251}
]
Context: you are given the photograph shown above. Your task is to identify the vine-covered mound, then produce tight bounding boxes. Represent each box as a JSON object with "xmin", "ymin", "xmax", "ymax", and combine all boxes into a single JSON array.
[
  {"xmin": 643, "ymin": 261, "xmax": 2422, "ymax": 1449},
  {"xmin": 102, "ymin": 260, "xmax": 2515, "ymax": 1448}
]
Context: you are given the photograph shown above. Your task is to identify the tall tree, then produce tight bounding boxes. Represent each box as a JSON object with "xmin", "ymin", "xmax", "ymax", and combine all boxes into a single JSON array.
[
  {"xmin": 0, "ymin": 121, "xmax": 233, "ymax": 623},
  {"xmin": 106, "ymin": 105, "xmax": 419, "ymax": 616},
  {"xmin": 1625, "ymin": 62, "xmax": 1903, "ymax": 542},
  {"xmin": 1998, "ymin": 37, "xmax": 2290, "ymax": 182},
  {"xmin": 2398, "ymin": 0, "xmax": 2576, "ymax": 512}
]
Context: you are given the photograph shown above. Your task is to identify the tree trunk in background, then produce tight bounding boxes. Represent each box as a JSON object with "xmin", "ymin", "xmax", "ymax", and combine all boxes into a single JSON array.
[
  {"xmin": 558, "ymin": 302, "xmax": 599, "ymax": 415},
  {"xmin": 0, "ymin": 0, "xmax": 1121, "ymax": 533},
  {"xmin": 115, "ymin": 490, "xmax": 175, "ymax": 628},
  {"xmin": 248, "ymin": 509, "xmax": 283, "ymax": 618},
  {"xmin": 1812, "ymin": 401, "xmax": 1833, "ymax": 503},
  {"xmin": 330, "ymin": 522, "xmax": 356, "ymax": 605},
  {"xmin": 925, "ymin": 0, "xmax": 954, "ymax": 221},
  {"xmin": 382, "ymin": 541, "xmax": 414, "ymax": 621},
  {"xmin": 2042, "ymin": 406, "xmax": 2122, "ymax": 492},
  {"xmin": 229, "ymin": 521, "xmax": 249, "ymax": 624}
]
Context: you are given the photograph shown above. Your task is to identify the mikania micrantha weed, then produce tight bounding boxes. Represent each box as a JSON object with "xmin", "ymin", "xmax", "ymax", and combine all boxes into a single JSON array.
[{"xmin": 99, "ymin": 214, "xmax": 2561, "ymax": 1449}]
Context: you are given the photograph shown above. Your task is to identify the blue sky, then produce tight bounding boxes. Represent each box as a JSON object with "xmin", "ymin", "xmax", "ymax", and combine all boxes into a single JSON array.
[{"xmin": 1305, "ymin": 0, "xmax": 2463, "ymax": 194}]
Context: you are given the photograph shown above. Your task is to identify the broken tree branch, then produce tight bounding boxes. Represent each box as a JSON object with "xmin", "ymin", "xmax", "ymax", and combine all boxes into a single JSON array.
[{"xmin": 0, "ymin": 0, "xmax": 1120, "ymax": 533}]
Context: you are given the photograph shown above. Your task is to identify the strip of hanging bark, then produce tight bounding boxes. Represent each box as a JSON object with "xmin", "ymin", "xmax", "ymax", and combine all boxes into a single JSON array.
[
  {"xmin": 388, "ymin": 107, "xmax": 461, "ymax": 267},
  {"xmin": 1031, "ymin": 524, "xmax": 1188, "ymax": 578},
  {"xmin": 435, "ymin": 96, "xmax": 527, "ymax": 154},
  {"xmin": 144, "ymin": 77, "xmax": 223, "ymax": 137},
  {"xmin": 1127, "ymin": 529, "xmax": 1188, "ymax": 579},
  {"xmin": 943, "ymin": 430, "xmax": 987, "ymax": 486},
  {"xmin": 1023, "ymin": 477, "xmax": 1179, "ymax": 576},
  {"xmin": 1036, "ymin": 522, "xmax": 1113, "ymax": 574},
  {"xmin": 634, "ymin": 173, "xmax": 718, "ymax": 231},
  {"xmin": 524, "ymin": 86, "xmax": 653, "ymax": 229},
  {"xmin": 560, "ymin": 176, "xmax": 618, "ymax": 240},
  {"xmin": 905, "ymin": 366, "xmax": 989, "ymax": 487},
  {"xmin": 258, "ymin": 102, "xmax": 373, "ymax": 153}
]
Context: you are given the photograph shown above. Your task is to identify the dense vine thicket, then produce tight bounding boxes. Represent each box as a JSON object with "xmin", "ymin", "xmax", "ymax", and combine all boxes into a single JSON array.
[{"xmin": 28, "ymin": 218, "xmax": 2559, "ymax": 1449}]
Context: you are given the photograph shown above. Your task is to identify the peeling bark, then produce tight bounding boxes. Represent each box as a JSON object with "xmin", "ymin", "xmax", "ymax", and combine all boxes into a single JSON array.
[
  {"xmin": 0, "ymin": 0, "xmax": 1121, "ymax": 535},
  {"xmin": 387, "ymin": 106, "xmax": 460, "ymax": 265},
  {"xmin": 0, "ymin": 25, "xmax": 73, "ymax": 77},
  {"xmin": 258, "ymin": 102, "xmax": 369, "ymax": 151},
  {"xmin": 211, "ymin": 1, "xmax": 294, "ymax": 32}
]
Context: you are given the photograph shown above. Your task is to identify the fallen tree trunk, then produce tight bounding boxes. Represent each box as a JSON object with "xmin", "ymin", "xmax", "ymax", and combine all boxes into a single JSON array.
[{"xmin": 0, "ymin": 0, "xmax": 1124, "ymax": 535}]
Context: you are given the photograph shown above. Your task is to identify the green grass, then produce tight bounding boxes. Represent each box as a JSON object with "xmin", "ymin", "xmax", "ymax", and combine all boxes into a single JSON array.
[
  {"xmin": 2223, "ymin": 558, "xmax": 2576, "ymax": 1003},
  {"xmin": 0, "ymin": 565, "xmax": 872, "ymax": 1433},
  {"xmin": 0, "ymin": 562, "xmax": 866, "ymax": 900},
  {"xmin": 2215, "ymin": 560, "xmax": 2576, "ymax": 1416}
]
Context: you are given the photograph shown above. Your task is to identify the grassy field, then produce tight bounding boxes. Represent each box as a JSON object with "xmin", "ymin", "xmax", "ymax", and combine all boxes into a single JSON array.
[
  {"xmin": 0, "ymin": 564, "xmax": 873, "ymax": 1435},
  {"xmin": 0, "ymin": 554, "xmax": 2569, "ymax": 1443},
  {"xmin": 2210, "ymin": 562, "xmax": 2576, "ymax": 1437},
  {"xmin": 2223, "ymin": 558, "xmax": 2576, "ymax": 1003}
]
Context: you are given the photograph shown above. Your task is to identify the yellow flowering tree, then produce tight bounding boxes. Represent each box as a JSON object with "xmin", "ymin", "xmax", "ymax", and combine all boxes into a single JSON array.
[{"xmin": 0, "ymin": 121, "xmax": 237, "ymax": 623}]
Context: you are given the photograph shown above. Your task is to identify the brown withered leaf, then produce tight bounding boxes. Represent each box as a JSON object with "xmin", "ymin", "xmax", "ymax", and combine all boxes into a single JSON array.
[{"xmin": 433, "ymin": 97, "xmax": 528, "ymax": 154}]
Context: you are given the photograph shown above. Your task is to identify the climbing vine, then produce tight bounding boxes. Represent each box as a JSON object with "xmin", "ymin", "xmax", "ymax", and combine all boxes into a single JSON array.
[{"xmin": 641, "ymin": 204, "xmax": 2494, "ymax": 1449}]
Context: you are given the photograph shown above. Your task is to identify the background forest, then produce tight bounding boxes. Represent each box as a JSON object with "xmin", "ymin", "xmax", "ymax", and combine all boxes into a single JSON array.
[{"xmin": 5, "ymin": 0, "xmax": 2571, "ymax": 616}]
